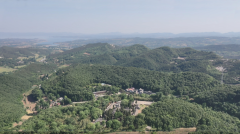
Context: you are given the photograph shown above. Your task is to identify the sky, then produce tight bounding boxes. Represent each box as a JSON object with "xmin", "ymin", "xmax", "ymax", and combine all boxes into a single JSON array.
[{"xmin": 0, "ymin": 0, "xmax": 240, "ymax": 34}]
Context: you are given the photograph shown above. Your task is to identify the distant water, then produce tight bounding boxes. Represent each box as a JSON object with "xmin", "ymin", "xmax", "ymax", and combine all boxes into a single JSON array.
[{"xmin": 37, "ymin": 37, "xmax": 82, "ymax": 46}]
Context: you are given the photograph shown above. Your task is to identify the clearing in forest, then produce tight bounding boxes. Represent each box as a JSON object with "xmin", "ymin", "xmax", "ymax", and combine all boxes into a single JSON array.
[
  {"xmin": 13, "ymin": 89, "xmax": 37, "ymax": 128},
  {"xmin": 84, "ymin": 52, "xmax": 91, "ymax": 55}
]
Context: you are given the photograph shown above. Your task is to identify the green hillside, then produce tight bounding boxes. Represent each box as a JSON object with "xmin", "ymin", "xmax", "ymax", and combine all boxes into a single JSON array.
[
  {"xmin": 52, "ymin": 43, "xmax": 240, "ymax": 84},
  {"xmin": 193, "ymin": 85, "xmax": 240, "ymax": 119},
  {"xmin": 0, "ymin": 63, "xmax": 57, "ymax": 129},
  {"xmin": 194, "ymin": 44, "xmax": 240, "ymax": 59},
  {"xmin": 0, "ymin": 46, "xmax": 52, "ymax": 59},
  {"xmin": 143, "ymin": 99, "xmax": 240, "ymax": 132},
  {"xmin": 116, "ymin": 47, "xmax": 219, "ymax": 73},
  {"xmin": 79, "ymin": 44, "xmax": 149, "ymax": 65},
  {"xmin": 55, "ymin": 44, "xmax": 219, "ymax": 74},
  {"xmin": 47, "ymin": 43, "xmax": 119, "ymax": 64},
  {"xmin": 0, "ymin": 46, "xmax": 53, "ymax": 68}
]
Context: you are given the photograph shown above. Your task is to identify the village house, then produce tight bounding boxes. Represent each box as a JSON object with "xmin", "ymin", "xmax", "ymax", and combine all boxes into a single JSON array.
[
  {"xmin": 17, "ymin": 61, "xmax": 24, "ymax": 64},
  {"xmin": 144, "ymin": 91, "xmax": 153, "ymax": 95},
  {"xmin": 126, "ymin": 87, "xmax": 135, "ymax": 92},
  {"xmin": 139, "ymin": 88, "xmax": 144, "ymax": 94},
  {"xmin": 58, "ymin": 97, "xmax": 63, "ymax": 101}
]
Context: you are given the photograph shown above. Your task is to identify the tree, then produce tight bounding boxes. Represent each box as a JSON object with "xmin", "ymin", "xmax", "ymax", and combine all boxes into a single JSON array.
[
  {"xmin": 121, "ymin": 99, "xmax": 129, "ymax": 108},
  {"xmin": 112, "ymin": 119, "xmax": 121, "ymax": 130},
  {"xmin": 101, "ymin": 121, "xmax": 106, "ymax": 127},
  {"xmin": 64, "ymin": 95, "xmax": 72, "ymax": 105},
  {"xmin": 95, "ymin": 122, "xmax": 101, "ymax": 129},
  {"xmin": 114, "ymin": 111, "xmax": 123, "ymax": 119},
  {"xmin": 106, "ymin": 120, "xmax": 112, "ymax": 128},
  {"xmin": 87, "ymin": 123, "xmax": 95, "ymax": 130},
  {"xmin": 32, "ymin": 88, "xmax": 43, "ymax": 100}
]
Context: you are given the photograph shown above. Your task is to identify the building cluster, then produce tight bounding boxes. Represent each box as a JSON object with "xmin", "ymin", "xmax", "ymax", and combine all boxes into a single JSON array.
[
  {"xmin": 50, "ymin": 97, "xmax": 63, "ymax": 107},
  {"xmin": 93, "ymin": 90, "xmax": 107, "ymax": 98},
  {"xmin": 125, "ymin": 87, "xmax": 155, "ymax": 95}
]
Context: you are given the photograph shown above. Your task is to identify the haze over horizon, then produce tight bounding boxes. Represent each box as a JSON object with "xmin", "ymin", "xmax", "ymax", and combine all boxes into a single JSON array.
[{"xmin": 0, "ymin": 0, "xmax": 240, "ymax": 34}]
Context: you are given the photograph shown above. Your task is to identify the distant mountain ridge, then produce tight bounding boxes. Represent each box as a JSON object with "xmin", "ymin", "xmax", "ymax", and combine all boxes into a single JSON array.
[{"xmin": 1, "ymin": 32, "xmax": 240, "ymax": 39}]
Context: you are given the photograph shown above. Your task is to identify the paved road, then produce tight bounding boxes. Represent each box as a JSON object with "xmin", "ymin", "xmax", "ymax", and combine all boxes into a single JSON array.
[
  {"xmin": 135, "ymin": 101, "xmax": 153, "ymax": 105},
  {"xmin": 72, "ymin": 101, "xmax": 89, "ymax": 104}
]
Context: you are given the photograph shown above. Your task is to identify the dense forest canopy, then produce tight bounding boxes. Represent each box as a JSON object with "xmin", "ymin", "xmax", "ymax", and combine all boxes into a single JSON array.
[
  {"xmin": 41, "ymin": 64, "xmax": 220, "ymax": 102},
  {"xmin": 47, "ymin": 43, "xmax": 119, "ymax": 64},
  {"xmin": 48, "ymin": 43, "xmax": 240, "ymax": 84},
  {"xmin": 143, "ymin": 99, "xmax": 240, "ymax": 132}
]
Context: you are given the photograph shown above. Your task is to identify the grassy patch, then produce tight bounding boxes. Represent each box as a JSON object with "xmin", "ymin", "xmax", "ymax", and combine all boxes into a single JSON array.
[
  {"xmin": 58, "ymin": 64, "xmax": 70, "ymax": 68},
  {"xmin": 34, "ymin": 54, "xmax": 39, "ymax": 58},
  {"xmin": 17, "ymin": 56, "xmax": 35, "ymax": 60},
  {"xmin": 0, "ymin": 67, "xmax": 16, "ymax": 73},
  {"xmin": 36, "ymin": 56, "xmax": 45, "ymax": 62},
  {"xmin": 14, "ymin": 65, "xmax": 27, "ymax": 69}
]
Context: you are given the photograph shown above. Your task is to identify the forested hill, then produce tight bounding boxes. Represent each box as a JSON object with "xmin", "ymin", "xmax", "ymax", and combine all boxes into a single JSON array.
[
  {"xmin": 115, "ymin": 47, "xmax": 219, "ymax": 72},
  {"xmin": 0, "ymin": 63, "xmax": 57, "ymax": 129},
  {"xmin": 194, "ymin": 44, "xmax": 240, "ymax": 59},
  {"xmin": 47, "ymin": 43, "xmax": 120, "ymax": 63},
  {"xmin": 143, "ymin": 99, "xmax": 240, "ymax": 132},
  {"xmin": 52, "ymin": 43, "xmax": 219, "ymax": 73},
  {"xmin": 78, "ymin": 44, "xmax": 149, "ymax": 65},
  {"xmin": 78, "ymin": 46, "xmax": 221, "ymax": 79},
  {"xmin": 46, "ymin": 43, "xmax": 240, "ymax": 84},
  {"xmin": 0, "ymin": 46, "xmax": 52, "ymax": 59},
  {"xmin": 41, "ymin": 64, "xmax": 220, "ymax": 102}
]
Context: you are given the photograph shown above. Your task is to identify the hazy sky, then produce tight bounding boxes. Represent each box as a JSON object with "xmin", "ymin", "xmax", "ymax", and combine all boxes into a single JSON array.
[{"xmin": 0, "ymin": 0, "xmax": 240, "ymax": 34}]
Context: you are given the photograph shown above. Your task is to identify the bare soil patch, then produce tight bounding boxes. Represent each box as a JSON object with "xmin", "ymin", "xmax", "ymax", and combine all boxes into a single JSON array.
[
  {"xmin": 13, "ymin": 122, "xmax": 22, "ymax": 127},
  {"xmin": 13, "ymin": 90, "xmax": 37, "ymax": 128},
  {"xmin": 22, "ymin": 94, "xmax": 37, "ymax": 111},
  {"xmin": 21, "ymin": 115, "xmax": 32, "ymax": 121},
  {"xmin": 216, "ymin": 66, "xmax": 225, "ymax": 72},
  {"xmin": 135, "ymin": 105, "xmax": 147, "ymax": 116},
  {"xmin": 84, "ymin": 52, "xmax": 91, "ymax": 55}
]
